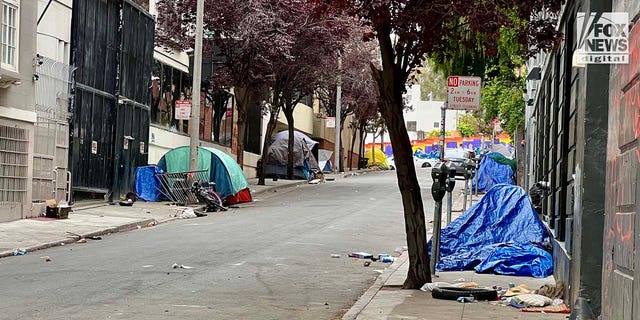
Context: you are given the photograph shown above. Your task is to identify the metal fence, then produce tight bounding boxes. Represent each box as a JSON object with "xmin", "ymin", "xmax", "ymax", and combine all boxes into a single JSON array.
[
  {"xmin": 33, "ymin": 56, "xmax": 71, "ymax": 202},
  {"xmin": 156, "ymin": 170, "xmax": 209, "ymax": 205}
]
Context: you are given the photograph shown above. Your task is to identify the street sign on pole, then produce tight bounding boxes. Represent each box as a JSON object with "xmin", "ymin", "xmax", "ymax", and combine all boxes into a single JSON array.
[
  {"xmin": 447, "ymin": 76, "xmax": 482, "ymax": 110},
  {"xmin": 326, "ymin": 117, "xmax": 336, "ymax": 128},
  {"xmin": 175, "ymin": 100, "xmax": 192, "ymax": 120}
]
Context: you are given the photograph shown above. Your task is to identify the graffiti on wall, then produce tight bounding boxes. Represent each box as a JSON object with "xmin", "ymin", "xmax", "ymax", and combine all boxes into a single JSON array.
[{"xmin": 365, "ymin": 133, "xmax": 514, "ymax": 158}]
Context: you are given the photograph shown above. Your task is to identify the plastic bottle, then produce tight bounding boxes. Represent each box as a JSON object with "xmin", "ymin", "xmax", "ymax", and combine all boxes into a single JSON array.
[
  {"xmin": 457, "ymin": 296, "xmax": 475, "ymax": 303},
  {"xmin": 381, "ymin": 256, "xmax": 394, "ymax": 263}
]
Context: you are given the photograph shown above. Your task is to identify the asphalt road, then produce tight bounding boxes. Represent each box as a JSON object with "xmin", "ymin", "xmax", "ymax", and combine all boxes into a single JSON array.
[{"xmin": 0, "ymin": 170, "xmax": 438, "ymax": 320}]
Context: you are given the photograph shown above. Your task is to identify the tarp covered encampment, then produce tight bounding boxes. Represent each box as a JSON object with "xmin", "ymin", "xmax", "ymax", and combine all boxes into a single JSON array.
[
  {"xmin": 135, "ymin": 165, "xmax": 163, "ymax": 201},
  {"xmin": 318, "ymin": 149, "xmax": 333, "ymax": 173},
  {"xmin": 490, "ymin": 144, "xmax": 512, "ymax": 158},
  {"xmin": 364, "ymin": 148, "xmax": 389, "ymax": 169},
  {"xmin": 473, "ymin": 152, "xmax": 515, "ymax": 192},
  {"xmin": 429, "ymin": 184, "xmax": 553, "ymax": 278},
  {"xmin": 266, "ymin": 130, "xmax": 320, "ymax": 179},
  {"xmin": 157, "ymin": 146, "xmax": 252, "ymax": 204}
]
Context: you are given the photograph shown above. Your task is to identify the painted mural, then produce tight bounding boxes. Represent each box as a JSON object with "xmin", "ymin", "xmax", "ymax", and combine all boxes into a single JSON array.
[{"xmin": 365, "ymin": 133, "xmax": 514, "ymax": 158}]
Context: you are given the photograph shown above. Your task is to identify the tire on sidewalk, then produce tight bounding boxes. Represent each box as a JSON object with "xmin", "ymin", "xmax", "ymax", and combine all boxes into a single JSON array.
[{"xmin": 431, "ymin": 287, "xmax": 498, "ymax": 301}]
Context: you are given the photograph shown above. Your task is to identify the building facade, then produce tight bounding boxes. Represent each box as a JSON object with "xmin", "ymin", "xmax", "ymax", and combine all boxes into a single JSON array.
[
  {"xmin": 32, "ymin": 0, "xmax": 73, "ymax": 214},
  {"xmin": 525, "ymin": 0, "xmax": 640, "ymax": 318},
  {"xmin": 0, "ymin": 0, "xmax": 37, "ymax": 221}
]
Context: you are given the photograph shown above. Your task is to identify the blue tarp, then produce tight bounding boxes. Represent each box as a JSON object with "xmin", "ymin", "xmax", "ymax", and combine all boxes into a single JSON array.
[
  {"xmin": 135, "ymin": 165, "xmax": 164, "ymax": 202},
  {"xmin": 430, "ymin": 184, "xmax": 553, "ymax": 278},
  {"xmin": 473, "ymin": 152, "xmax": 514, "ymax": 192}
]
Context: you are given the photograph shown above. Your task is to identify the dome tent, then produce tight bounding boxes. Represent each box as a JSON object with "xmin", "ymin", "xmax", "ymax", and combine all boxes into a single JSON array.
[
  {"xmin": 364, "ymin": 148, "xmax": 389, "ymax": 169},
  {"xmin": 157, "ymin": 146, "xmax": 252, "ymax": 205},
  {"xmin": 266, "ymin": 130, "xmax": 320, "ymax": 180}
]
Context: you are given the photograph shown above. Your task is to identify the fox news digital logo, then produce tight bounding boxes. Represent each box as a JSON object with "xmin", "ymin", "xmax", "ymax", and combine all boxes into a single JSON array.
[{"xmin": 576, "ymin": 12, "xmax": 629, "ymax": 64}]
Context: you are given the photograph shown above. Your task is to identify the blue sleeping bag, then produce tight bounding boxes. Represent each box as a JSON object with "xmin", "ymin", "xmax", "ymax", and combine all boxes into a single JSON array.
[{"xmin": 429, "ymin": 184, "xmax": 553, "ymax": 278}]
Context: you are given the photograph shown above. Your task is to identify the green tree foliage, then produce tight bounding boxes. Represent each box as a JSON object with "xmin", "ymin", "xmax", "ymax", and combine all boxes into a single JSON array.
[
  {"xmin": 430, "ymin": 20, "xmax": 530, "ymax": 134},
  {"xmin": 456, "ymin": 112, "xmax": 493, "ymax": 137},
  {"xmin": 457, "ymin": 119, "xmax": 475, "ymax": 137},
  {"xmin": 425, "ymin": 129, "xmax": 455, "ymax": 138},
  {"xmin": 426, "ymin": 129, "xmax": 440, "ymax": 138},
  {"xmin": 419, "ymin": 60, "xmax": 446, "ymax": 101},
  {"xmin": 481, "ymin": 77, "xmax": 525, "ymax": 134}
]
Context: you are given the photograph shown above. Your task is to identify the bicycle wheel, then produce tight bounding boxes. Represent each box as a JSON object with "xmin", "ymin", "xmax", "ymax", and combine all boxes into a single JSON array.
[{"xmin": 207, "ymin": 191, "xmax": 227, "ymax": 211}]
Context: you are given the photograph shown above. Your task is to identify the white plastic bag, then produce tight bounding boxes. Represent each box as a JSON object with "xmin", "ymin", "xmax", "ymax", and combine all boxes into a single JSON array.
[
  {"xmin": 420, "ymin": 282, "xmax": 453, "ymax": 292},
  {"xmin": 178, "ymin": 207, "xmax": 197, "ymax": 219}
]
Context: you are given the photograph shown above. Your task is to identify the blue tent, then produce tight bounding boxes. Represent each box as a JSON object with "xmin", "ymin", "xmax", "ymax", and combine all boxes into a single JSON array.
[
  {"xmin": 473, "ymin": 152, "xmax": 514, "ymax": 192},
  {"xmin": 429, "ymin": 184, "xmax": 553, "ymax": 278}
]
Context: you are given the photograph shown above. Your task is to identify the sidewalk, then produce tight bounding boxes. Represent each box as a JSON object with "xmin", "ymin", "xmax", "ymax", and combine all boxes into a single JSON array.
[
  {"xmin": 0, "ymin": 177, "xmax": 309, "ymax": 258},
  {"xmin": 344, "ymin": 190, "xmax": 567, "ymax": 320}
]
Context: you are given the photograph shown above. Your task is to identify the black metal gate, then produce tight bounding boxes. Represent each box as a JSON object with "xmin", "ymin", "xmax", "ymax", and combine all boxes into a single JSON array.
[{"xmin": 70, "ymin": 0, "xmax": 154, "ymax": 200}]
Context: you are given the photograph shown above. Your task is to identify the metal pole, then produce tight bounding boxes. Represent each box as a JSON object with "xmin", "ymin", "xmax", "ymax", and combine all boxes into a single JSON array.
[
  {"xmin": 439, "ymin": 103, "xmax": 446, "ymax": 160},
  {"xmin": 334, "ymin": 55, "xmax": 342, "ymax": 174},
  {"xmin": 446, "ymin": 189, "xmax": 452, "ymax": 225},
  {"xmin": 432, "ymin": 102, "xmax": 447, "ymax": 274},
  {"xmin": 463, "ymin": 179, "xmax": 468, "ymax": 211},
  {"xmin": 189, "ymin": 0, "xmax": 205, "ymax": 171},
  {"xmin": 469, "ymin": 179, "xmax": 473, "ymax": 206},
  {"xmin": 430, "ymin": 200, "xmax": 442, "ymax": 275}
]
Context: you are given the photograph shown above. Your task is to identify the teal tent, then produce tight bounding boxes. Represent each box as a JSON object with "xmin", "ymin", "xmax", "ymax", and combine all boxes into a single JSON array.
[{"xmin": 157, "ymin": 146, "xmax": 252, "ymax": 204}]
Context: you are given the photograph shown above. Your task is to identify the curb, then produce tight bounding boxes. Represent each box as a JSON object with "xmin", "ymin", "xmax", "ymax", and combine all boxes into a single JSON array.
[
  {"xmin": 0, "ymin": 217, "xmax": 171, "ymax": 259},
  {"xmin": 250, "ymin": 180, "xmax": 310, "ymax": 198},
  {"xmin": 342, "ymin": 252, "xmax": 409, "ymax": 320}
]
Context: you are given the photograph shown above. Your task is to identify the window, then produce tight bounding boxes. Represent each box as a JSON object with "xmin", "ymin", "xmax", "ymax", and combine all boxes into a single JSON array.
[
  {"xmin": 433, "ymin": 121, "xmax": 439, "ymax": 128},
  {"xmin": 149, "ymin": 59, "xmax": 234, "ymax": 148},
  {"xmin": 406, "ymin": 121, "xmax": 417, "ymax": 131},
  {"xmin": 1, "ymin": 0, "xmax": 18, "ymax": 71}
]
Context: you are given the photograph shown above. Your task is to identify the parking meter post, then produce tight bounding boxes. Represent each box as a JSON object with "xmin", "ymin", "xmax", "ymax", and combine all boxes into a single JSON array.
[
  {"xmin": 446, "ymin": 191, "xmax": 452, "ymax": 225},
  {"xmin": 462, "ymin": 178, "xmax": 468, "ymax": 212},
  {"xmin": 444, "ymin": 163, "xmax": 455, "ymax": 225},
  {"xmin": 462, "ymin": 160, "xmax": 475, "ymax": 211},
  {"xmin": 431, "ymin": 200, "xmax": 442, "ymax": 275},
  {"xmin": 430, "ymin": 163, "xmax": 448, "ymax": 275}
]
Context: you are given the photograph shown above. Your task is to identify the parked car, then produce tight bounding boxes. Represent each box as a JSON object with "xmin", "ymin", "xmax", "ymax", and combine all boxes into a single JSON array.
[
  {"xmin": 388, "ymin": 156, "xmax": 438, "ymax": 170},
  {"xmin": 443, "ymin": 148, "xmax": 476, "ymax": 177},
  {"xmin": 414, "ymin": 157, "xmax": 438, "ymax": 168}
]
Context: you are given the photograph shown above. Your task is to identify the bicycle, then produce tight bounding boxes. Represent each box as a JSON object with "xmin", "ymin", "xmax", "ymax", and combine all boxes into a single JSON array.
[{"xmin": 191, "ymin": 181, "xmax": 228, "ymax": 213}]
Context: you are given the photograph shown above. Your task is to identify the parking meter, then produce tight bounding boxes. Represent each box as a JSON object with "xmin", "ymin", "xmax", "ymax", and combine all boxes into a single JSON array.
[
  {"xmin": 463, "ymin": 159, "xmax": 476, "ymax": 180},
  {"xmin": 445, "ymin": 162, "xmax": 456, "ymax": 192},
  {"xmin": 431, "ymin": 162, "xmax": 448, "ymax": 202}
]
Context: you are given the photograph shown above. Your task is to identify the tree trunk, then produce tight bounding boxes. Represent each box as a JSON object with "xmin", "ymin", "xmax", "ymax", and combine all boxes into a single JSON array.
[
  {"xmin": 349, "ymin": 126, "xmax": 357, "ymax": 171},
  {"xmin": 285, "ymin": 109, "xmax": 295, "ymax": 180},
  {"xmin": 371, "ymin": 63, "xmax": 431, "ymax": 288},
  {"xmin": 214, "ymin": 91, "xmax": 232, "ymax": 143},
  {"xmin": 235, "ymin": 87, "xmax": 256, "ymax": 168},
  {"xmin": 359, "ymin": 126, "xmax": 366, "ymax": 169},
  {"xmin": 258, "ymin": 110, "xmax": 279, "ymax": 185},
  {"xmin": 339, "ymin": 117, "xmax": 347, "ymax": 172},
  {"xmin": 236, "ymin": 108, "xmax": 246, "ymax": 167}
]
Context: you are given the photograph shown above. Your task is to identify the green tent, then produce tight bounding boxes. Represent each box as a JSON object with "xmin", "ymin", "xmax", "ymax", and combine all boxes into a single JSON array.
[{"xmin": 157, "ymin": 146, "xmax": 252, "ymax": 204}]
